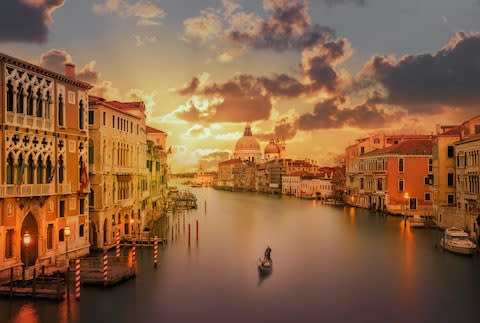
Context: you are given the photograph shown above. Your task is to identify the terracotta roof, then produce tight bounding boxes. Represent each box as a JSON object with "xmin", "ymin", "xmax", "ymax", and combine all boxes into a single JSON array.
[
  {"xmin": 106, "ymin": 100, "xmax": 145, "ymax": 112},
  {"xmin": 440, "ymin": 125, "xmax": 463, "ymax": 136},
  {"xmin": 363, "ymin": 139, "xmax": 433, "ymax": 156},
  {"xmin": 1, "ymin": 52, "xmax": 93, "ymax": 90},
  {"xmin": 146, "ymin": 125, "xmax": 166, "ymax": 134},
  {"xmin": 89, "ymin": 96, "xmax": 140, "ymax": 119}
]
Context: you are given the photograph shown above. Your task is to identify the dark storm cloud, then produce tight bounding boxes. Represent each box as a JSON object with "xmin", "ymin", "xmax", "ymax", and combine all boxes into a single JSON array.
[
  {"xmin": 298, "ymin": 97, "xmax": 402, "ymax": 130},
  {"xmin": 0, "ymin": 0, "xmax": 65, "ymax": 43},
  {"xmin": 256, "ymin": 117, "xmax": 299, "ymax": 141},
  {"xmin": 227, "ymin": 0, "xmax": 334, "ymax": 51},
  {"xmin": 361, "ymin": 32, "xmax": 480, "ymax": 114},
  {"xmin": 177, "ymin": 77, "xmax": 200, "ymax": 95}
]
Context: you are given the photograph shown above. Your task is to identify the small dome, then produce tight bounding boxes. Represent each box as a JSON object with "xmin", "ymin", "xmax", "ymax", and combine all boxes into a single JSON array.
[{"xmin": 265, "ymin": 141, "xmax": 280, "ymax": 154}]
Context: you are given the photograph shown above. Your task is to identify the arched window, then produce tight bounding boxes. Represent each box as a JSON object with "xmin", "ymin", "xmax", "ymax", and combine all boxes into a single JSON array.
[
  {"xmin": 17, "ymin": 154, "xmax": 24, "ymax": 184},
  {"xmin": 59, "ymin": 229, "xmax": 65, "ymax": 242},
  {"xmin": 7, "ymin": 153, "xmax": 14, "ymax": 184},
  {"xmin": 46, "ymin": 156, "xmax": 52, "ymax": 183},
  {"xmin": 58, "ymin": 155, "xmax": 65, "ymax": 184},
  {"xmin": 36, "ymin": 90, "xmax": 43, "ymax": 117},
  {"xmin": 79, "ymin": 100, "xmax": 84, "ymax": 130},
  {"xmin": 37, "ymin": 155, "xmax": 44, "ymax": 184},
  {"xmin": 88, "ymin": 140, "xmax": 94, "ymax": 164},
  {"xmin": 45, "ymin": 91, "xmax": 51, "ymax": 119},
  {"xmin": 27, "ymin": 87, "xmax": 34, "ymax": 115},
  {"xmin": 6, "ymin": 81, "xmax": 14, "ymax": 112},
  {"xmin": 58, "ymin": 94, "xmax": 64, "ymax": 126},
  {"xmin": 398, "ymin": 158, "xmax": 404, "ymax": 172},
  {"xmin": 17, "ymin": 84, "xmax": 24, "ymax": 113},
  {"xmin": 27, "ymin": 154, "xmax": 34, "ymax": 184}
]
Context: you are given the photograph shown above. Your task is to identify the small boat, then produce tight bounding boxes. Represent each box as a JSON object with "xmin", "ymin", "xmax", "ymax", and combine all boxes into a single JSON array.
[
  {"xmin": 440, "ymin": 227, "xmax": 477, "ymax": 255},
  {"xmin": 257, "ymin": 257, "xmax": 273, "ymax": 275},
  {"xmin": 408, "ymin": 215, "xmax": 426, "ymax": 228}
]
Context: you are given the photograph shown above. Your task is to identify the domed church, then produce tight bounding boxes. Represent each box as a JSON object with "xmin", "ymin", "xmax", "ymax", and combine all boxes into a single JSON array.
[
  {"xmin": 233, "ymin": 124, "xmax": 262, "ymax": 162},
  {"xmin": 264, "ymin": 138, "xmax": 286, "ymax": 160}
]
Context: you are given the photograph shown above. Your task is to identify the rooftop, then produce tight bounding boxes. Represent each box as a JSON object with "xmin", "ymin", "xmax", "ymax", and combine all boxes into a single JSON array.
[{"xmin": 363, "ymin": 139, "xmax": 433, "ymax": 157}]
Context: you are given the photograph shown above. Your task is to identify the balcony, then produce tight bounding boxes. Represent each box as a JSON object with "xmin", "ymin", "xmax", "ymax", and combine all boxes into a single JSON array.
[
  {"xmin": 0, "ymin": 184, "xmax": 54, "ymax": 198},
  {"xmin": 58, "ymin": 183, "xmax": 72, "ymax": 194},
  {"xmin": 118, "ymin": 198, "xmax": 134, "ymax": 208},
  {"xmin": 5, "ymin": 112, "xmax": 54, "ymax": 131}
]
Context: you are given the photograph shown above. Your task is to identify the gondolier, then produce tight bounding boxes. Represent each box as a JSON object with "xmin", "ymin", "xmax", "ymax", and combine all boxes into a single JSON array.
[{"xmin": 264, "ymin": 246, "xmax": 272, "ymax": 261}]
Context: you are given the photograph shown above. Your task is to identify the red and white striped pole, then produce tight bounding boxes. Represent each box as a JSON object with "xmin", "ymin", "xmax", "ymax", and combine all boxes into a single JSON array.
[
  {"xmin": 153, "ymin": 236, "xmax": 158, "ymax": 268},
  {"xmin": 132, "ymin": 244, "xmax": 136, "ymax": 267},
  {"xmin": 196, "ymin": 220, "xmax": 199, "ymax": 241},
  {"xmin": 103, "ymin": 253, "xmax": 108, "ymax": 285},
  {"xmin": 116, "ymin": 231, "xmax": 120, "ymax": 258},
  {"xmin": 75, "ymin": 259, "xmax": 81, "ymax": 300}
]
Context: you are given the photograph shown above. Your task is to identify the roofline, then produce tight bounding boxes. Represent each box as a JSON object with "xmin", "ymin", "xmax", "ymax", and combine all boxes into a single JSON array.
[
  {"xmin": 89, "ymin": 97, "xmax": 142, "ymax": 120},
  {"xmin": 1, "ymin": 52, "xmax": 93, "ymax": 90}
]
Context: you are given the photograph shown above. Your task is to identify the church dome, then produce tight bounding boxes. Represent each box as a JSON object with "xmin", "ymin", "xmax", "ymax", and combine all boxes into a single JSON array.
[
  {"xmin": 233, "ymin": 124, "xmax": 262, "ymax": 162},
  {"xmin": 264, "ymin": 140, "xmax": 280, "ymax": 154}
]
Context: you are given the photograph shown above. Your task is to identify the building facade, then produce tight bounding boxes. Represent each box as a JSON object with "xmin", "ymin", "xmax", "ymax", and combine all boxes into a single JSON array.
[{"xmin": 1, "ymin": 53, "xmax": 91, "ymax": 272}]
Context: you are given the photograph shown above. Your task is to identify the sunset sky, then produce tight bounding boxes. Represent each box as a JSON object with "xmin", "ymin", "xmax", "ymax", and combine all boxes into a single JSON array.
[{"xmin": 1, "ymin": 0, "xmax": 480, "ymax": 172}]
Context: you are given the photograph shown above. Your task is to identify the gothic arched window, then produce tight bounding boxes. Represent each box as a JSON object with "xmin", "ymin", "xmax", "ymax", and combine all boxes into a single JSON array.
[
  {"xmin": 7, "ymin": 153, "xmax": 14, "ymax": 184},
  {"xmin": 46, "ymin": 156, "xmax": 52, "ymax": 183},
  {"xmin": 45, "ymin": 91, "xmax": 51, "ymax": 119},
  {"xmin": 17, "ymin": 84, "xmax": 24, "ymax": 113},
  {"xmin": 27, "ymin": 154, "xmax": 34, "ymax": 184},
  {"xmin": 6, "ymin": 81, "xmax": 14, "ymax": 112},
  {"xmin": 27, "ymin": 87, "xmax": 34, "ymax": 116},
  {"xmin": 58, "ymin": 94, "xmax": 64, "ymax": 126},
  {"xmin": 37, "ymin": 155, "xmax": 44, "ymax": 184},
  {"xmin": 79, "ymin": 100, "xmax": 84, "ymax": 130},
  {"xmin": 58, "ymin": 155, "xmax": 65, "ymax": 184},
  {"xmin": 17, "ymin": 154, "xmax": 24, "ymax": 184},
  {"xmin": 36, "ymin": 90, "xmax": 43, "ymax": 117}
]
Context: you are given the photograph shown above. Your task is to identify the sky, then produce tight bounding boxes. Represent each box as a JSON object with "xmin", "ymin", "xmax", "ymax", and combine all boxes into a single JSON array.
[{"xmin": 1, "ymin": 0, "xmax": 480, "ymax": 172}]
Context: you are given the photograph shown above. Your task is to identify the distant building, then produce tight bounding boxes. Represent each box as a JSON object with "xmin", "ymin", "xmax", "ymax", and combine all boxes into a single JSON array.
[
  {"xmin": 233, "ymin": 125, "xmax": 262, "ymax": 163},
  {"xmin": 217, "ymin": 159, "xmax": 243, "ymax": 190}
]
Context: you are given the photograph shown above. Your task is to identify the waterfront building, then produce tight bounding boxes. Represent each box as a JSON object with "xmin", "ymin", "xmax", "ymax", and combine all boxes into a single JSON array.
[
  {"xmin": 354, "ymin": 139, "xmax": 433, "ymax": 216},
  {"xmin": 454, "ymin": 117, "xmax": 480, "ymax": 237},
  {"xmin": 282, "ymin": 175, "xmax": 301, "ymax": 196},
  {"xmin": 345, "ymin": 134, "xmax": 432, "ymax": 209},
  {"xmin": 233, "ymin": 161, "xmax": 256, "ymax": 191},
  {"xmin": 283, "ymin": 173, "xmax": 334, "ymax": 199},
  {"xmin": 0, "ymin": 53, "xmax": 92, "ymax": 272},
  {"xmin": 87, "ymin": 96, "xmax": 148, "ymax": 248},
  {"xmin": 217, "ymin": 159, "xmax": 244, "ymax": 190},
  {"xmin": 145, "ymin": 126, "xmax": 168, "ymax": 229}
]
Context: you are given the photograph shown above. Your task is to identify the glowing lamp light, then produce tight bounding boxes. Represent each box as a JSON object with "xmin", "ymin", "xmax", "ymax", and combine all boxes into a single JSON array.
[
  {"xmin": 404, "ymin": 192, "xmax": 409, "ymax": 200},
  {"xmin": 130, "ymin": 218, "xmax": 134, "ymax": 224},
  {"xmin": 23, "ymin": 232, "xmax": 31, "ymax": 246},
  {"xmin": 64, "ymin": 226, "xmax": 71, "ymax": 237}
]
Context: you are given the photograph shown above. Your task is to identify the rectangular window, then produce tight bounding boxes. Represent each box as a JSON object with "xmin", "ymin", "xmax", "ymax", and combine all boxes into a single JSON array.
[
  {"xmin": 103, "ymin": 112, "xmax": 106, "ymax": 125},
  {"xmin": 59, "ymin": 200, "xmax": 65, "ymax": 218},
  {"xmin": 409, "ymin": 198, "xmax": 417, "ymax": 210},
  {"xmin": 448, "ymin": 173, "xmax": 454, "ymax": 187},
  {"xmin": 428, "ymin": 158, "xmax": 432, "ymax": 172},
  {"xmin": 377, "ymin": 178, "xmax": 382, "ymax": 191},
  {"xmin": 360, "ymin": 178, "xmax": 364, "ymax": 190},
  {"xmin": 447, "ymin": 145, "xmax": 454, "ymax": 158},
  {"xmin": 360, "ymin": 147, "xmax": 365, "ymax": 155},
  {"xmin": 398, "ymin": 158, "xmax": 404, "ymax": 172},
  {"xmin": 424, "ymin": 193, "xmax": 431, "ymax": 201},
  {"xmin": 475, "ymin": 125, "xmax": 480, "ymax": 134},
  {"xmin": 80, "ymin": 198, "xmax": 85, "ymax": 214},
  {"xmin": 88, "ymin": 110, "xmax": 94, "ymax": 124},
  {"xmin": 424, "ymin": 177, "xmax": 429, "ymax": 185},
  {"xmin": 112, "ymin": 115, "xmax": 115, "ymax": 128},
  {"xmin": 399, "ymin": 179, "xmax": 404, "ymax": 192},
  {"xmin": 79, "ymin": 224, "xmax": 85, "ymax": 237},
  {"xmin": 447, "ymin": 194, "xmax": 455, "ymax": 205},
  {"xmin": 373, "ymin": 138, "xmax": 380, "ymax": 144},
  {"xmin": 5, "ymin": 229, "xmax": 14, "ymax": 258},
  {"xmin": 47, "ymin": 224, "xmax": 53, "ymax": 249}
]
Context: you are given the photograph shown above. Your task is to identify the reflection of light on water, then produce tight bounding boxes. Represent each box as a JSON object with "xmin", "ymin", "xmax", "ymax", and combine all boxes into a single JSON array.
[
  {"xmin": 12, "ymin": 303, "xmax": 39, "ymax": 323},
  {"xmin": 398, "ymin": 219, "xmax": 416, "ymax": 303},
  {"xmin": 58, "ymin": 292, "xmax": 79, "ymax": 323},
  {"xmin": 349, "ymin": 207, "xmax": 356, "ymax": 225}
]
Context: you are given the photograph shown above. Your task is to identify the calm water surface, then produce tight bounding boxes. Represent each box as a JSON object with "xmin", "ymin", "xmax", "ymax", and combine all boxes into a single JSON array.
[{"xmin": 2, "ymin": 188, "xmax": 479, "ymax": 323}]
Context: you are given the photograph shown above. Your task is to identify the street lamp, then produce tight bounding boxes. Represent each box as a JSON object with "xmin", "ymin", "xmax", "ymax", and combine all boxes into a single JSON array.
[
  {"xmin": 64, "ymin": 226, "xmax": 71, "ymax": 267},
  {"xmin": 130, "ymin": 218, "xmax": 135, "ymax": 241},
  {"xmin": 23, "ymin": 232, "xmax": 31, "ymax": 267}
]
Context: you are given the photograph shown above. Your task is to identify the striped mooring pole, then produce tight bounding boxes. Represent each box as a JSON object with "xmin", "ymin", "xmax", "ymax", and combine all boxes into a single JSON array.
[
  {"xmin": 103, "ymin": 253, "xmax": 108, "ymax": 285},
  {"xmin": 116, "ymin": 231, "xmax": 121, "ymax": 258},
  {"xmin": 75, "ymin": 259, "xmax": 81, "ymax": 300},
  {"xmin": 132, "ymin": 244, "xmax": 136, "ymax": 267},
  {"xmin": 153, "ymin": 236, "xmax": 158, "ymax": 268}
]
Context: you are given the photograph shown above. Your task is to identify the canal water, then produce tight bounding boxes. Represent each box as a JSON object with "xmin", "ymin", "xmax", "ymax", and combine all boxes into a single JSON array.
[{"xmin": 1, "ymin": 188, "xmax": 479, "ymax": 323}]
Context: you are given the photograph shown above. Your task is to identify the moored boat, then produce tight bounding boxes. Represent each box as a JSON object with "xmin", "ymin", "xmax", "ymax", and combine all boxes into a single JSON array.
[
  {"xmin": 440, "ymin": 227, "xmax": 477, "ymax": 255},
  {"xmin": 408, "ymin": 215, "xmax": 426, "ymax": 228}
]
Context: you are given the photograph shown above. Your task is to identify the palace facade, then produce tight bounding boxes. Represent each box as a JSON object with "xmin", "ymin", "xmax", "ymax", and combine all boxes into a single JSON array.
[{"xmin": 0, "ymin": 53, "xmax": 92, "ymax": 273}]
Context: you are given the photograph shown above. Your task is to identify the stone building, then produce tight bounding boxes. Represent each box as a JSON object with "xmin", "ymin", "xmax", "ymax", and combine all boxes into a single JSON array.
[
  {"xmin": 87, "ymin": 96, "xmax": 148, "ymax": 248},
  {"xmin": 0, "ymin": 53, "xmax": 92, "ymax": 272},
  {"xmin": 233, "ymin": 124, "xmax": 262, "ymax": 162}
]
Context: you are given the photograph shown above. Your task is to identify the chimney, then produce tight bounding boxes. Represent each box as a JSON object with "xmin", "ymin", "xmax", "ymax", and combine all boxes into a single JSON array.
[{"xmin": 65, "ymin": 63, "xmax": 76, "ymax": 79}]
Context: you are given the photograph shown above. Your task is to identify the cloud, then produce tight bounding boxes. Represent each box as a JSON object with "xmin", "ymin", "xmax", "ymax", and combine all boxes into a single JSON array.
[
  {"xmin": 183, "ymin": 8, "xmax": 223, "ymax": 44},
  {"xmin": 93, "ymin": 0, "xmax": 166, "ymax": 26},
  {"xmin": 39, "ymin": 49, "xmax": 100, "ymax": 83},
  {"xmin": 134, "ymin": 34, "xmax": 157, "ymax": 47},
  {"xmin": 197, "ymin": 150, "xmax": 231, "ymax": 171},
  {"xmin": 298, "ymin": 96, "xmax": 403, "ymax": 130},
  {"xmin": 359, "ymin": 32, "xmax": 480, "ymax": 114},
  {"xmin": 256, "ymin": 116, "xmax": 299, "ymax": 141},
  {"xmin": 0, "ymin": 0, "xmax": 65, "ymax": 43},
  {"xmin": 184, "ymin": 125, "xmax": 212, "ymax": 139}
]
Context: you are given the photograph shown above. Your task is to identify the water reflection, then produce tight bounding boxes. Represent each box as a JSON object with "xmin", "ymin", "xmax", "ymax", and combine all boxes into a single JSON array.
[{"xmin": 11, "ymin": 303, "xmax": 39, "ymax": 323}]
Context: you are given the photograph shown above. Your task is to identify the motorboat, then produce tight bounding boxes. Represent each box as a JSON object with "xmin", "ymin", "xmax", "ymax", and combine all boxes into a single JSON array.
[
  {"xmin": 408, "ymin": 215, "xmax": 426, "ymax": 228},
  {"xmin": 440, "ymin": 227, "xmax": 477, "ymax": 255},
  {"xmin": 258, "ymin": 257, "xmax": 273, "ymax": 275}
]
